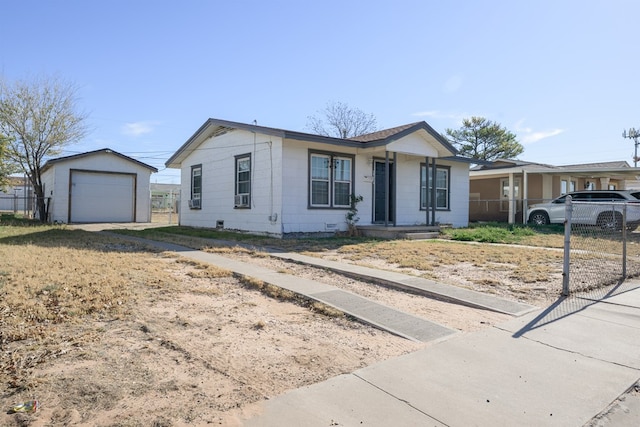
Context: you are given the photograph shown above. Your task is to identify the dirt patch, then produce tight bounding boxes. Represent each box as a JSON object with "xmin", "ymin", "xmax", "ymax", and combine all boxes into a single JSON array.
[
  {"xmin": 0, "ymin": 252, "xmax": 427, "ymax": 426},
  {"xmin": 296, "ymin": 242, "xmax": 564, "ymax": 307}
]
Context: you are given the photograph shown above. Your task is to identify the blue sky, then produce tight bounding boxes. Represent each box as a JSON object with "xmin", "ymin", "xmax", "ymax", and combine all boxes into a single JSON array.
[{"xmin": 2, "ymin": 0, "xmax": 640, "ymax": 184}]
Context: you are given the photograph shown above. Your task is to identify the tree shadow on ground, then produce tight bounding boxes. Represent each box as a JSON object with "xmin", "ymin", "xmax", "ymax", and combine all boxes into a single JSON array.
[{"xmin": 0, "ymin": 227, "xmax": 163, "ymax": 254}]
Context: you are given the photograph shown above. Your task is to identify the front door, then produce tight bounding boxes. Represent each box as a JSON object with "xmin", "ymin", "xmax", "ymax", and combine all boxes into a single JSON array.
[{"xmin": 373, "ymin": 160, "xmax": 394, "ymax": 223}]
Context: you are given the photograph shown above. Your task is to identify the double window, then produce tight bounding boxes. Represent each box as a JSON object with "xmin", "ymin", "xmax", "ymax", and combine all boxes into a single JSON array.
[
  {"xmin": 420, "ymin": 164, "xmax": 450, "ymax": 210},
  {"xmin": 310, "ymin": 151, "xmax": 353, "ymax": 208},
  {"xmin": 190, "ymin": 165, "xmax": 202, "ymax": 209},
  {"xmin": 235, "ymin": 154, "xmax": 251, "ymax": 208}
]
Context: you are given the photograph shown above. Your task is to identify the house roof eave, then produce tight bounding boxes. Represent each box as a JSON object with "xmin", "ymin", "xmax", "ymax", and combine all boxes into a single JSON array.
[
  {"xmin": 441, "ymin": 156, "xmax": 492, "ymax": 165},
  {"xmin": 166, "ymin": 119, "xmax": 292, "ymax": 168},
  {"xmin": 283, "ymin": 131, "xmax": 364, "ymax": 148},
  {"xmin": 166, "ymin": 119, "xmax": 459, "ymax": 167},
  {"xmin": 470, "ymin": 165, "xmax": 640, "ymax": 179}
]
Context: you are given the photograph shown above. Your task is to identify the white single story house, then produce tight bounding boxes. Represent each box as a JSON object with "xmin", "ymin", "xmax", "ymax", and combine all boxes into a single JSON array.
[
  {"xmin": 40, "ymin": 148, "xmax": 158, "ymax": 223},
  {"xmin": 166, "ymin": 118, "xmax": 474, "ymax": 237}
]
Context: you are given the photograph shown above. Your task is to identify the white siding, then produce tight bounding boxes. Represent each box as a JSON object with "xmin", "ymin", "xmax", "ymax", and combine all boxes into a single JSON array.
[
  {"xmin": 439, "ymin": 160, "xmax": 470, "ymax": 227},
  {"xmin": 280, "ymin": 139, "xmax": 361, "ymax": 234},
  {"xmin": 386, "ymin": 133, "xmax": 440, "ymax": 157},
  {"xmin": 179, "ymin": 130, "xmax": 284, "ymax": 235}
]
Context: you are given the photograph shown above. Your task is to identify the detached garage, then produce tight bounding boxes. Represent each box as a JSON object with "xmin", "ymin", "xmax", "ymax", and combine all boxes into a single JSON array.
[{"xmin": 41, "ymin": 149, "xmax": 158, "ymax": 224}]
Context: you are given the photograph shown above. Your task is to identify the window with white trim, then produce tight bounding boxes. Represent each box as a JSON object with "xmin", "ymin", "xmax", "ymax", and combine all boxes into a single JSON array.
[
  {"xmin": 500, "ymin": 178, "xmax": 520, "ymax": 212},
  {"xmin": 420, "ymin": 164, "xmax": 450, "ymax": 210},
  {"xmin": 190, "ymin": 165, "xmax": 202, "ymax": 209},
  {"xmin": 310, "ymin": 152, "xmax": 353, "ymax": 208},
  {"xmin": 235, "ymin": 154, "xmax": 251, "ymax": 208}
]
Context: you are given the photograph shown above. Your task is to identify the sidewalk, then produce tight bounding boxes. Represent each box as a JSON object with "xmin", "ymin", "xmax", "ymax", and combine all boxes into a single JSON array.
[{"xmin": 244, "ymin": 284, "xmax": 640, "ymax": 426}]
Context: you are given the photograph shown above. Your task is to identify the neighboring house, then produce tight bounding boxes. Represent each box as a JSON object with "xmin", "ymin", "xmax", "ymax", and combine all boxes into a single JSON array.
[
  {"xmin": 469, "ymin": 159, "xmax": 640, "ymax": 223},
  {"xmin": 40, "ymin": 148, "xmax": 158, "ymax": 223},
  {"xmin": 150, "ymin": 183, "xmax": 181, "ymax": 212},
  {"xmin": 0, "ymin": 175, "xmax": 34, "ymax": 213},
  {"xmin": 165, "ymin": 118, "xmax": 474, "ymax": 238}
]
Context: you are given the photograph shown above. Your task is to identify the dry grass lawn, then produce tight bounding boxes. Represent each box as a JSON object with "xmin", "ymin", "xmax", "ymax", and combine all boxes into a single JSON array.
[
  {"xmin": 331, "ymin": 239, "xmax": 561, "ymax": 282},
  {"xmin": 0, "ymin": 225, "xmax": 424, "ymax": 426}
]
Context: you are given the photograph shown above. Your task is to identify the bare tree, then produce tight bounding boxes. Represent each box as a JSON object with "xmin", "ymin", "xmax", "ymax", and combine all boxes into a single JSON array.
[
  {"xmin": 306, "ymin": 101, "xmax": 377, "ymax": 138},
  {"xmin": 0, "ymin": 134, "xmax": 15, "ymax": 190},
  {"xmin": 0, "ymin": 75, "xmax": 89, "ymax": 221}
]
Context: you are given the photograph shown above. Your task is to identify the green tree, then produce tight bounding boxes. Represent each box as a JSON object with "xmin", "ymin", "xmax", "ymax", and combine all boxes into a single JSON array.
[
  {"xmin": 306, "ymin": 101, "xmax": 377, "ymax": 138},
  {"xmin": 445, "ymin": 116, "xmax": 523, "ymax": 161},
  {"xmin": 0, "ymin": 75, "xmax": 88, "ymax": 221}
]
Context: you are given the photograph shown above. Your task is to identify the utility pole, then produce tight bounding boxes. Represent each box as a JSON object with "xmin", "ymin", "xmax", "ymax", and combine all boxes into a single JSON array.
[{"xmin": 622, "ymin": 128, "xmax": 640, "ymax": 167}]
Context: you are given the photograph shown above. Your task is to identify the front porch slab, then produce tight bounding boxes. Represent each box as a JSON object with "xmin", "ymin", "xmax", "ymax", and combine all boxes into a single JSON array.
[{"xmin": 356, "ymin": 225, "xmax": 442, "ymax": 239}]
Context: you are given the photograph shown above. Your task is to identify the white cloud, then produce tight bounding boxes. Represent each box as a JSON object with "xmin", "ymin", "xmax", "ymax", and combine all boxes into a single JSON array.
[
  {"xmin": 520, "ymin": 129, "xmax": 565, "ymax": 144},
  {"xmin": 515, "ymin": 119, "xmax": 564, "ymax": 144},
  {"xmin": 513, "ymin": 119, "xmax": 532, "ymax": 133},
  {"xmin": 122, "ymin": 121, "xmax": 159, "ymax": 137}
]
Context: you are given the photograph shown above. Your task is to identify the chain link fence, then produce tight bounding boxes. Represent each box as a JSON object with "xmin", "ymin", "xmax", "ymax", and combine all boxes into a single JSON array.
[
  {"xmin": 469, "ymin": 198, "xmax": 526, "ymax": 223},
  {"xmin": 0, "ymin": 195, "xmax": 33, "ymax": 216},
  {"xmin": 563, "ymin": 197, "xmax": 640, "ymax": 297},
  {"xmin": 150, "ymin": 191, "xmax": 179, "ymax": 225}
]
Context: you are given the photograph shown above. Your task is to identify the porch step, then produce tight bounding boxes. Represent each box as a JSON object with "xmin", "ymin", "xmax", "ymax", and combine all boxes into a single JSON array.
[
  {"xmin": 404, "ymin": 232, "xmax": 440, "ymax": 240},
  {"xmin": 356, "ymin": 226, "xmax": 441, "ymax": 240}
]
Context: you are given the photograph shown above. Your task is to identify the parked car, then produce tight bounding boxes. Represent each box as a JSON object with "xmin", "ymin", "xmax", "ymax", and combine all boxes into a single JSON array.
[{"xmin": 527, "ymin": 190, "xmax": 640, "ymax": 230}]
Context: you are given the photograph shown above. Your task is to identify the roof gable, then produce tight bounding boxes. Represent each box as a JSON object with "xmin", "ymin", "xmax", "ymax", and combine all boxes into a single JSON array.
[
  {"xmin": 349, "ymin": 121, "xmax": 458, "ymax": 155},
  {"xmin": 349, "ymin": 122, "xmax": 422, "ymax": 142},
  {"xmin": 42, "ymin": 148, "xmax": 158, "ymax": 173}
]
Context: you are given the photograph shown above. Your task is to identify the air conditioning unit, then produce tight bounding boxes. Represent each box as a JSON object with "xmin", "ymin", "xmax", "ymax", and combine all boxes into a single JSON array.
[
  {"xmin": 188, "ymin": 199, "xmax": 201, "ymax": 209},
  {"xmin": 234, "ymin": 194, "xmax": 249, "ymax": 207}
]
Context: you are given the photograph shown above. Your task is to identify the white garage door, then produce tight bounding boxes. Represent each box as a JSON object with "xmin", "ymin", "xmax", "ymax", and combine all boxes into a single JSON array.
[{"xmin": 70, "ymin": 171, "xmax": 135, "ymax": 223}]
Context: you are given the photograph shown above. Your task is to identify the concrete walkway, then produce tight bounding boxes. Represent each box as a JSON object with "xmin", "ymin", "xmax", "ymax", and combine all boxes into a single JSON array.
[
  {"xmin": 114, "ymin": 236, "xmax": 458, "ymax": 343},
  {"xmin": 266, "ymin": 251, "xmax": 536, "ymax": 316}
]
